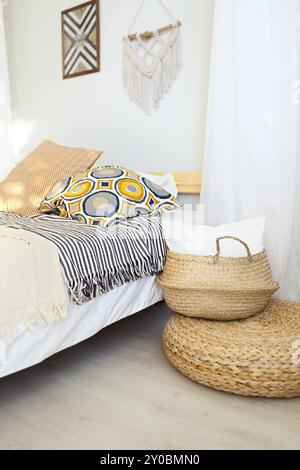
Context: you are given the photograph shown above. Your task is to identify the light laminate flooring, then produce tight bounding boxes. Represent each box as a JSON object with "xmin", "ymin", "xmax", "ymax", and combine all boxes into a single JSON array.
[{"xmin": 0, "ymin": 301, "xmax": 299, "ymax": 450}]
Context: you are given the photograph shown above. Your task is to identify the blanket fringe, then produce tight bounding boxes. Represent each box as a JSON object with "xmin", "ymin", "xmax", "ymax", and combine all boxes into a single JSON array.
[
  {"xmin": 69, "ymin": 256, "xmax": 166, "ymax": 305},
  {"xmin": 0, "ymin": 304, "xmax": 68, "ymax": 339}
]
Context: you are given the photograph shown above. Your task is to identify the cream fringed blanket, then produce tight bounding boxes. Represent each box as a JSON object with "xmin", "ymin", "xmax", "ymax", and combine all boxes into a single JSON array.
[{"xmin": 0, "ymin": 226, "xmax": 68, "ymax": 338}]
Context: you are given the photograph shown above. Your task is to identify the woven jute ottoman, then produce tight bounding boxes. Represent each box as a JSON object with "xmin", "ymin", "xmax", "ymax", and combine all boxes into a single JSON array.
[{"xmin": 163, "ymin": 300, "xmax": 300, "ymax": 398}]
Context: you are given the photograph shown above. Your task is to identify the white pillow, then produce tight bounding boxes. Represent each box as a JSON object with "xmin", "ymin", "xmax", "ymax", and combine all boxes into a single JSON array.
[
  {"xmin": 162, "ymin": 209, "xmax": 265, "ymax": 257},
  {"xmin": 139, "ymin": 173, "xmax": 178, "ymax": 197}
]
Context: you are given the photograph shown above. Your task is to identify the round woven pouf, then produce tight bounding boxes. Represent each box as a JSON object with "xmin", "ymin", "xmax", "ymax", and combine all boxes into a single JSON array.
[{"xmin": 163, "ymin": 300, "xmax": 300, "ymax": 398}]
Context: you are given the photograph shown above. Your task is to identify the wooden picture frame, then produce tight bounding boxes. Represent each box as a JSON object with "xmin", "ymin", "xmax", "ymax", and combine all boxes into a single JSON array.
[{"xmin": 61, "ymin": 0, "xmax": 100, "ymax": 79}]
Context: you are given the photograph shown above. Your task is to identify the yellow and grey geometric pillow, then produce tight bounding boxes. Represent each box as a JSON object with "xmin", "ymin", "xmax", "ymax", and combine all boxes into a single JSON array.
[{"xmin": 40, "ymin": 166, "xmax": 182, "ymax": 227}]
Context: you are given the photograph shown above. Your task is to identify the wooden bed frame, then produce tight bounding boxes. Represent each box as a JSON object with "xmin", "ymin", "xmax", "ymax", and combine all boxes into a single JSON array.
[{"xmin": 156, "ymin": 172, "xmax": 202, "ymax": 194}]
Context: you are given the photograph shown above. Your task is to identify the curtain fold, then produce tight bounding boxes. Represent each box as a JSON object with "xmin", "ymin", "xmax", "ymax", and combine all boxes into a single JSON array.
[
  {"xmin": 201, "ymin": 0, "xmax": 300, "ymax": 300},
  {"xmin": 0, "ymin": 1, "xmax": 13, "ymax": 181}
]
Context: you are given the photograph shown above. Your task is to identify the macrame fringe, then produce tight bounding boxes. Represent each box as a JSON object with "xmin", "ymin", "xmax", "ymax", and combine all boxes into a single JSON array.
[
  {"xmin": 123, "ymin": 28, "xmax": 182, "ymax": 115},
  {"xmin": 0, "ymin": 304, "xmax": 68, "ymax": 339}
]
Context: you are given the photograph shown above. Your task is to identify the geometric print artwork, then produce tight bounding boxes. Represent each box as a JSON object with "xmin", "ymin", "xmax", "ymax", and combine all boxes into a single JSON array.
[
  {"xmin": 61, "ymin": 0, "xmax": 100, "ymax": 79},
  {"xmin": 40, "ymin": 166, "xmax": 182, "ymax": 227}
]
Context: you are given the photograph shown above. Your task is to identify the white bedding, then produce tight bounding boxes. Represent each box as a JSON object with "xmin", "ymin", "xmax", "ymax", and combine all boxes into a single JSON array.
[{"xmin": 0, "ymin": 276, "xmax": 163, "ymax": 378}]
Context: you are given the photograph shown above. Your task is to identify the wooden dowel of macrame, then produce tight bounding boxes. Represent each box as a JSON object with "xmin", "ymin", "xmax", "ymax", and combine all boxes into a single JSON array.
[{"xmin": 126, "ymin": 21, "xmax": 182, "ymax": 41}]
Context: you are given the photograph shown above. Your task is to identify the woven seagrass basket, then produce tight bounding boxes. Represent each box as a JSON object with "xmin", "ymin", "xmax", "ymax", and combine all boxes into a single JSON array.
[
  {"xmin": 157, "ymin": 236, "xmax": 279, "ymax": 320},
  {"xmin": 163, "ymin": 300, "xmax": 300, "ymax": 398}
]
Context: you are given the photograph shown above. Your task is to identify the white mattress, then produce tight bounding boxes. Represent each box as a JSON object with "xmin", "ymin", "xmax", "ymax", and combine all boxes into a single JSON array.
[{"xmin": 0, "ymin": 276, "xmax": 163, "ymax": 378}]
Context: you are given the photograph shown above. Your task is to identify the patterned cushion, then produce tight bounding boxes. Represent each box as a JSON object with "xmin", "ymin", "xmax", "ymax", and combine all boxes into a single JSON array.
[
  {"xmin": 40, "ymin": 166, "xmax": 182, "ymax": 226},
  {"xmin": 0, "ymin": 140, "xmax": 102, "ymax": 216}
]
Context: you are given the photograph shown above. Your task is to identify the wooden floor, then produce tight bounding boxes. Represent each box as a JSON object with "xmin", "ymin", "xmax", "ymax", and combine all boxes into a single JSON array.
[{"xmin": 0, "ymin": 301, "xmax": 299, "ymax": 450}]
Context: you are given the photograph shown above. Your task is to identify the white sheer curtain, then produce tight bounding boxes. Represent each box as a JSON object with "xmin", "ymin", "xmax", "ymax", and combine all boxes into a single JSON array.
[
  {"xmin": 201, "ymin": 0, "xmax": 300, "ymax": 300},
  {"xmin": 0, "ymin": 1, "xmax": 13, "ymax": 181}
]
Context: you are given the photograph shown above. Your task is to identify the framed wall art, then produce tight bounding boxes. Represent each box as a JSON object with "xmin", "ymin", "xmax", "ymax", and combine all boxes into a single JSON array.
[{"xmin": 61, "ymin": 0, "xmax": 100, "ymax": 79}]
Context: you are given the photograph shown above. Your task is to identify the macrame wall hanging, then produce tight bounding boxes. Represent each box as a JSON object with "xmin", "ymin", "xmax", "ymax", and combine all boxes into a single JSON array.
[{"xmin": 123, "ymin": 0, "xmax": 182, "ymax": 115}]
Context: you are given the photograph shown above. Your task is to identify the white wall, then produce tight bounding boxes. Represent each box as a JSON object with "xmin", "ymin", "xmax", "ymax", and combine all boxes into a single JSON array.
[{"xmin": 4, "ymin": 0, "xmax": 214, "ymax": 173}]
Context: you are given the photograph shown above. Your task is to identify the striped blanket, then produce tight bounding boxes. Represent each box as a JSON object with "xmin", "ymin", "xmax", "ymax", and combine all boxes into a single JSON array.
[{"xmin": 0, "ymin": 213, "xmax": 166, "ymax": 305}]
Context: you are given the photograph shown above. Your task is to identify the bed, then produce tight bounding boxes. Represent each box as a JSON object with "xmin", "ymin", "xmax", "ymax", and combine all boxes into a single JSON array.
[
  {"xmin": 0, "ymin": 165, "xmax": 201, "ymax": 379},
  {"xmin": 0, "ymin": 208, "xmax": 166, "ymax": 379},
  {"xmin": 0, "ymin": 276, "xmax": 162, "ymax": 378}
]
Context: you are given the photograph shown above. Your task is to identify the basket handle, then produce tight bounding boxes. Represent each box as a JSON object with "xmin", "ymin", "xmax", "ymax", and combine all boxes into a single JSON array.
[{"xmin": 213, "ymin": 236, "xmax": 253, "ymax": 264}]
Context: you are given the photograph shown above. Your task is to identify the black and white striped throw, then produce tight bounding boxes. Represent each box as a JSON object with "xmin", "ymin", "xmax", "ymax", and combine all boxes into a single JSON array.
[{"xmin": 0, "ymin": 213, "xmax": 166, "ymax": 304}]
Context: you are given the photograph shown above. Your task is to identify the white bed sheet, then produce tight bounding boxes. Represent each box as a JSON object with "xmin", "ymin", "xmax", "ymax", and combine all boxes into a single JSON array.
[{"xmin": 0, "ymin": 276, "xmax": 163, "ymax": 378}]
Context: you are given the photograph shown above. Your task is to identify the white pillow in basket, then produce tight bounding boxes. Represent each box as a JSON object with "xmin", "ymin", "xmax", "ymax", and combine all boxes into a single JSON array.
[{"xmin": 162, "ymin": 211, "xmax": 265, "ymax": 257}]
